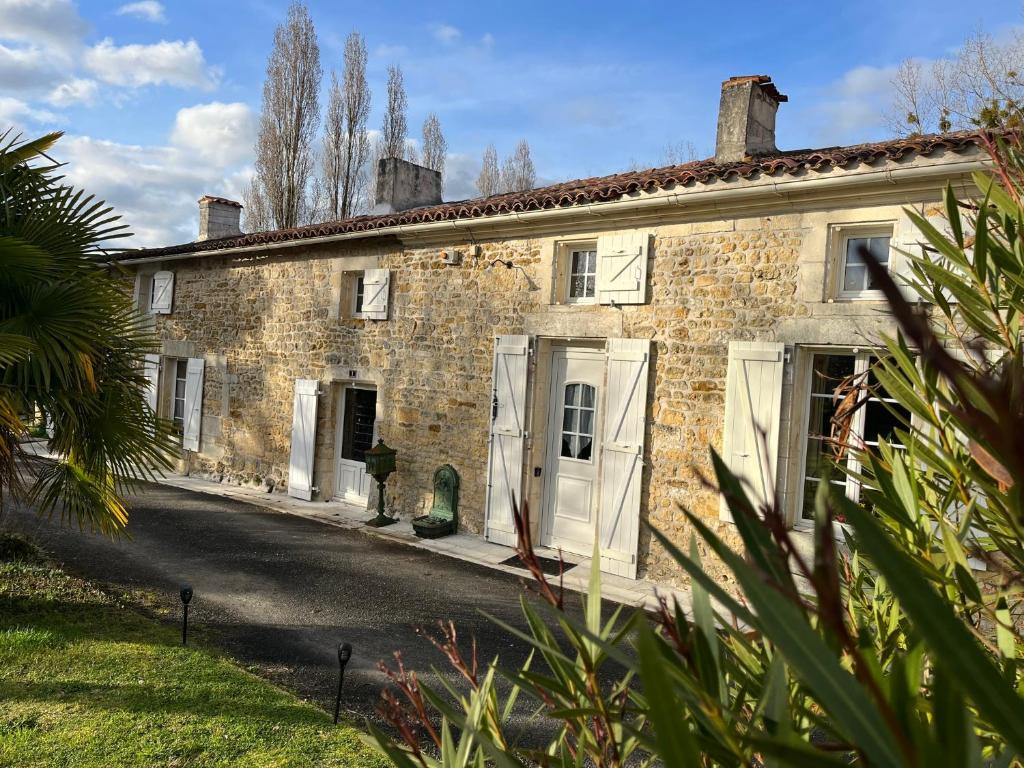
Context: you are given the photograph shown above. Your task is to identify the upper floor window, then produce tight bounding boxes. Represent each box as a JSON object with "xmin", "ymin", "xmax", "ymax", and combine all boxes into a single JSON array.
[
  {"xmin": 829, "ymin": 224, "xmax": 894, "ymax": 300},
  {"xmin": 353, "ymin": 275, "xmax": 365, "ymax": 316},
  {"xmin": 567, "ymin": 248, "xmax": 597, "ymax": 302}
]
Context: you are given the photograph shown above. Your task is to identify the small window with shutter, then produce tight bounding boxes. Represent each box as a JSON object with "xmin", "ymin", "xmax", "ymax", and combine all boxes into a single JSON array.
[{"xmin": 150, "ymin": 270, "xmax": 175, "ymax": 314}]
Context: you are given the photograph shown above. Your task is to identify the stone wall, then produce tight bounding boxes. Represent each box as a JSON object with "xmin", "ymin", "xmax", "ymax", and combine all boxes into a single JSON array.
[{"xmin": 146, "ymin": 201, "xmax": 925, "ymax": 586}]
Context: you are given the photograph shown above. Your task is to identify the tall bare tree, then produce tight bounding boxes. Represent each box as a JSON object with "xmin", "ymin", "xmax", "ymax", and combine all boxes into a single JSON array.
[
  {"xmin": 241, "ymin": 177, "xmax": 271, "ymax": 232},
  {"xmin": 380, "ymin": 64, "xmax": 408, "ymax": 160},
  {"xmin": 476, "ymin": 143, "xmax": 500, "ymax": 196},
  {"xmin": 247, "ymin": 2, "xmax": 322, "ymax": 230},
  {"xmin": 501, "ymin": 139, "xmax": 536, "ymax": 193},
  {"xmin": 889, "ymin": 30, "xmax": 1024, "ymax": 134},
  {"xmin": 421, "ymin": 112, "xmax": 447, "ymax": 177},
  {"xmin": 321, "ymin": 31, "xmax": 371, "ymax": 220}
]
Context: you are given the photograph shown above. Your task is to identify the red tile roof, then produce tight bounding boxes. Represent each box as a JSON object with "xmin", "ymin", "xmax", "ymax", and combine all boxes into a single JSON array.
[{"xmin": 125, "ymin": 131, "xmax": 987, "ymax": 260}]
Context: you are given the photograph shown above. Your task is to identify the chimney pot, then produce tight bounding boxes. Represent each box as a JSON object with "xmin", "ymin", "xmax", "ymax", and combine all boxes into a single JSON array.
[
  {"xmin": 714, "ymin": 75, "xmax": 787, "ymax": 164},
  {"xmin": 372, "ymin": 157, "xmax": 443, "ymax": 214},
  {"xmin": 197, "ymin": 195, "xmax": 242, "ymax": 241}
]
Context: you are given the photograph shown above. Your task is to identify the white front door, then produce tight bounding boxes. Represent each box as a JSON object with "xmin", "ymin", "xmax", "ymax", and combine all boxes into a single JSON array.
[
  {"xmin": 334, "ymin": 386, "xmax": 376, "ymax": 503},
  {"xmin": 542, "ymin": 348, "xmax": 604, "ymax": 556}
]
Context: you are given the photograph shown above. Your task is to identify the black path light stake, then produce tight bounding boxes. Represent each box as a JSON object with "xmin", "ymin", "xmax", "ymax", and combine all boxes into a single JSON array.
[
  {"xmin": 179, "ymin": 584, "xmax": 193, "ymax": 646},
  {"xmin": 334, "ymin": 642, "xmax": 352, "ymax": 724}
]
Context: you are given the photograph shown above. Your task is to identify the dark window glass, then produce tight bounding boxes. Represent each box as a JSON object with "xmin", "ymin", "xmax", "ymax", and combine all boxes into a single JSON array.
[{"xmin": 342, "ymin": 388, "xmax": 377, "ymax": 462}]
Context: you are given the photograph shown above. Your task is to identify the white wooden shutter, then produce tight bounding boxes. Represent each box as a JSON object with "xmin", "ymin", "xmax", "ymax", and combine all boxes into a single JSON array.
[
  {"xmin": 720, "ymin": 341, "xmax": 785, "ymax": 521},
  {"xmin": 150, "ymin": 271, "xmax": 174, "ymax": 314},
  {"xmin": 143, "ymin": 354, "xmax": 160, "ymax": 413},
  {"xmin": 597, "ymin": 338, "xmax": 650, "ymax": 578},
  {"xmin": 484, "ymin": 335, "xmax": 529, "ymax": 547},
  {"xmin": 182, "ymin": 357, "xmax": 205, "ymax": 452},
  {"xmin": 287, "ymin": 378, "xmax": 320, "ymax": 500},
  {"xmin": 597, "ymin": 231, "xmax": 649, "ymax": 305},
  {"xmin": 361, "ymin": 269, "xmax": 390, "ymax": 320}
]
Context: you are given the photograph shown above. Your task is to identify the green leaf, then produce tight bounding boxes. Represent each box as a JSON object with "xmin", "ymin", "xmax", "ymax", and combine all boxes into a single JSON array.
[
  {"xmin": 839, "ymin": 494, "xmax": 1024, "ymax": 753},
  {"xmin": 680, "ymin": 506, "xmax": 905, "ymax": 768},
  {"xmin": 636, "ymin": 622, "xmax": 701, "ymax": 766}
]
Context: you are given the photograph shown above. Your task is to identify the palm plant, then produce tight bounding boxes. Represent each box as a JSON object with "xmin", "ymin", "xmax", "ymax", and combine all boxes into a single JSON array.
[{"xmin": 0, "ymin": 130, "xmax": 175, "ymax": 534}]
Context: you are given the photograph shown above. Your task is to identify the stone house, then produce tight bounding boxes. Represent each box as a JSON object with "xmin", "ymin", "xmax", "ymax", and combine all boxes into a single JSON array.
[{"xmin": 120, "ymin": 75, "xmax": 988, "ymax": 585}]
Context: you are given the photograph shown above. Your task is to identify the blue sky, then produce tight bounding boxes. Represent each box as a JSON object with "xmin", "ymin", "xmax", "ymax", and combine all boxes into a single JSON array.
[{"xmin": 1, "ymin": 0, "xmax": 1021, "ymax": 246}]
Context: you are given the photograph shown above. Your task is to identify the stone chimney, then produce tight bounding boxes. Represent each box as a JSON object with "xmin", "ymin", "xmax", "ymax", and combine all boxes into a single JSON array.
[
  {"xmin": 372, "ymin": 157, "xmax": 443, "ymax": 214},
  {"xmin": 197, "ymin": 195, "xmax": 242, "ymax": 241},
  {"xmin": 714, "ymin": 75, "xmax": 788, "ymax": 164}
]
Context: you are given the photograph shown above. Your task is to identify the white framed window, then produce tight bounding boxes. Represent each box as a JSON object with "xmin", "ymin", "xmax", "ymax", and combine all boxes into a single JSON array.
[
  {"xmin": 352, "ymin": 274, "xmax": 366, "ymax": 317},
  {"xmin": 830, "ymin": 224, "xmax": 894, "ymax": 300},
  {"xmin": 567, "ymin": 248, "xmax": 597, "ymax": 302},
  {"xmin": 554, "ymin": 241, "xmax": 598, "ymax": 304},
  {"xmin": 797, "ymin": 350, "xmax": 911, "ymax": 524},
  {"xmin": 171, "ymin": 359, "xmax": 188, "ymax": 430}
]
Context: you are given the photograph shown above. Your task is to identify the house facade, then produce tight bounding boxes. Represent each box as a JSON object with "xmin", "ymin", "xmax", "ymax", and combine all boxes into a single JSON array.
[{"xmin": 121, "ymin": 76, "xmax": 988, "ymax": 585}]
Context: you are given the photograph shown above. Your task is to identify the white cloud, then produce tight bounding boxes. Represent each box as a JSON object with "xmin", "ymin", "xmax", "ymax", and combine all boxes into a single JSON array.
[
  {"xmin": 84, "ymin": 38, "xmax": 217, "ymax": 89},
  {"xmin": 0, "ymin": 96, "xmax": 60, "ymax": 129},
  {"xmin": 806, "ymin": 65, "xmax": 896, "ymax": 145},
  {"xmin": 47, "ymin": 78, "xmax": 98, "ymax": 106},
  {"xmin": 170, "ymin": 101, "xmax": 255, "ymax": 165},
  {"xmin": 47, "ymin": 101, "xmax": 254, "ymax": 247},
  {"xmin": 430, "ymin": 24, "xmax": 461, "ymax": 44},
  {"xmin": 116, "ymin": 1, "xmax": 166, "ymax": 23},
  {"xmin": 0, "ymin": 43, "xmax": 64, "ymax": 92},
  {"xmin": 0, "ymin": 0, "xmax": 89, "ymax": 48},
  {"xmin": 443, "ymin": 152, "xmax": 480, "ymax": 201}
]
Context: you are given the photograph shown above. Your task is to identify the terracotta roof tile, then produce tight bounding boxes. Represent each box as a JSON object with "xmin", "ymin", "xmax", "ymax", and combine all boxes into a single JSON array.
[{"xmin": 126, "ymin": 131, "xmax": 988, "ymax": 260}]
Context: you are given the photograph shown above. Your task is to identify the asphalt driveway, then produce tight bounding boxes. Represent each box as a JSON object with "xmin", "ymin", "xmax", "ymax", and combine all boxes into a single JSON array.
[{"xmin": 3, "ymin": 480, "xmax": 590, "ymax": 735}]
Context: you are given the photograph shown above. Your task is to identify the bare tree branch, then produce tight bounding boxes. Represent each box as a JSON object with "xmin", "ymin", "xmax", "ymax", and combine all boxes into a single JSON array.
[
  {"xmin": 421, "ymin": 112, "xmax": 447, "ymax": 177},
  {"xmin": 252, "ymin": 1, "xmax": 322, "ymax": 229},
  {"xmin": 476, "ymin": 143, "xmax": 499, "ymax": 197},
  {"xmin": 500, "ymin": 139, "xmax": 535, "ymax": 193}
]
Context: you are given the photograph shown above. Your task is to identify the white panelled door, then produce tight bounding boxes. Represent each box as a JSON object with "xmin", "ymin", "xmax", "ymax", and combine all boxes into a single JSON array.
[
  {"xmin": 596, "ymin": 338, "xmax": 650, "ymax": 578},
  {"xmin": 720, "ymin": 341, "xmax": 785, "ymax": 521},
  {"xmin": 484, "ymin": 335, "xmax": 530, "ymax": 547},
  {"xmin": 182, "ymin": 357, "xmax": 205, "ymax": 452},
  {"xmin": 287, "ymin": 378, "xmax": 320, "ymax": 500},
  {"xmin": 143, "ymin": 354, "xmax": 160, "ymax": 413},
  {"xmin": 542, "ymin": 348, "xmax": 605, "ymax": 557}
]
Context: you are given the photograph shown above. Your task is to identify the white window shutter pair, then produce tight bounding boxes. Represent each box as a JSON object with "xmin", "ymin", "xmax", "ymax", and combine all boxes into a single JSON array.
[
  {"xmin": 482, "ymin": 335, "xmax": 651, "ymax": 579},
  {"xmin": 287, "ymin": 379, "xmax": 320, "ymax": 500},
  {"xmin": 596, "ymin": 232, "xmax": 649, "ymax": 305},
  {"xmin": 143, "ymin": 354, "xmax": 161, "ymax": 414},
  {"xmin": 150, "ymin": 271, "xmax": 175, "ymax": 314},
  {"xmin": 182, "ymin": 357, "xmax": 205, "ymax": 451},
  {"xmin": 361, "ymin": 269, "xmax": 390, "ymax": 320},
  {"xmin": 720, "ymin": 341, "xmax": 785, "ymax": 522},
  {"xmin": 597, "ymin": 338, "xmax": 650, "ymax": 579},
  {"xmin": 484, "ymin": 335, "xmax": 530, "ymax": 547}
]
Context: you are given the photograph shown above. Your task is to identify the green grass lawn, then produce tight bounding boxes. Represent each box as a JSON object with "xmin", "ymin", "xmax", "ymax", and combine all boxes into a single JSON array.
[{"xmin": 0, "ymin": 557, "xmax": 388, "ymax": 767}]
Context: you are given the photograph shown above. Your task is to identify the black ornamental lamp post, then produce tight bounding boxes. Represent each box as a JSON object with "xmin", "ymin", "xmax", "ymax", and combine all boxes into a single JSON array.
[
  {"xmin": 180, "ymin": 584, "xmax": 193, "ymax": 646},
  {"xmin": 364, "ymin": 439, "xmax": 397, "ymax": 527},
  {"xmin": 333, "ymin": 642, "xmax": 352, "ymax": 724}
]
